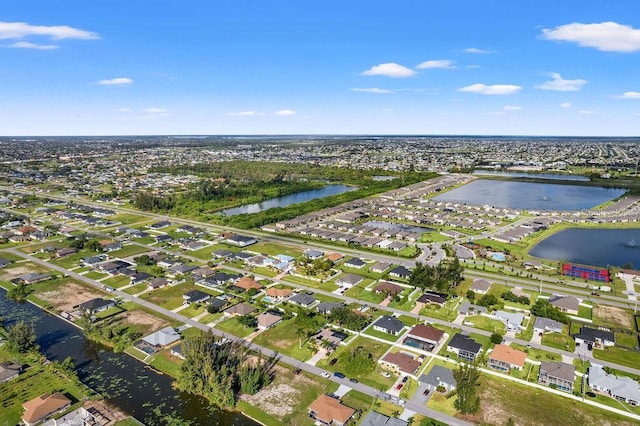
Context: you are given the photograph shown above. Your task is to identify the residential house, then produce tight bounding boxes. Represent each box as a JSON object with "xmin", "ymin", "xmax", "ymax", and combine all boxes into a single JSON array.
[
  {"xmin": 374, "ymin": 281, "xmax": 404, "ymax": 297},
  {"xmin": 379, "ymin": 352, "xmax": 421, "ymax": 375},
  {"xmin": 360, "ymin": 412, "xmax": 408, "ymax": 426},
  {"xmin": 22, "ymin": 392, "xmax": 72, "ymax": 426},
  {"xmin": 257, "ymin": 312, "xmax": 282, "ymax": 330},
  {"xmin": 141, "ymin": 326, "xmax": 181, "ymax": 349},
  {"xmin": 415, "ymin": 292, "xmax": 447, "ymax": 309},
  {"xmin": 304, "ymin": 249, "xmax": 324, "ymax": 260},
  {"xmin": 149, "ymin": 220, "xmax": 171, "ymax": 229},
  {"xmin": 317, "ymin": 302, "xmax": 345, "ymax": 315},
  {"xmin": 170, "ymin": 344, "xmax": 185, "ymax": 360},
  {"xmin": 190, "ymin": 267, "xmax": 216, "ymax": 280},
  {"xmin": 130, "ymin": 271, "xmax": 151, "ymax": 285},
  {"xmin": 148, "ymin": 277, "xmax": 170, "ymax": 290},
  {"xmin": 538, "ymin": 361, "xmax": 575, "ymax": 392},
  {"xmin": 208, "ymin": 297, "xmax": 227, "ymax": 313},
  {"xmin": 458, "ymin": 302, "xmax": 487, "ymax": 316},
  {"xmin": 344, "ymin": 257, "xmax": 366, "ymax": 269},
  {"xmin": 167, "ymin": 264, "xmax": 197, "ymax": 278},
  {"xmin": 488, "ymin": 344, "xmax": 527, "ymax": 372},
  {"xmin": 493, "ymin": 310, "xmax": 525, "ymax": 331},
  {"xmin": 223, "ymin": 303, "xmax": 256, "ymax": 317},
  {"xmin": 373, "ymin": 315, "xmax": 405, "ymax": 335},
  {"xmin": 370, "ymin": 262, "xmax": 392, "ymax": 273},
  {"xmin": 155, "ymin": 234, "xmax": 173, "ymax": 244},
  {"xmin": 419, "ymin": 365, "xmax": 457, "ymax": 392},
  {"xmin": 471, "ymin": 279, "xmax": 492, "ymax": 294},
  {"xmin": 574, "ymin": 326, "xmax": 615, "ymax": 348},
  {"xmin": 313, "ymin": 328, "xmax": 348, "ymax": 349},
  {"xmin": 0, "ymin": 362, "xmax": 21, "ymax": 383},
  {"xmin": 11, "ymin": 273, "xmax": 51, "ymax": 285},
  {"xmin": 81, "ymin": 255, "xmax": 104, "ymax": 267},
  {"xmin": 213, "ymin": 249, "xmax": 234, "ymax": 259},
  {"xmin": 336, "ymin": 274, "xmax": 364, "ymax": 288},
  {"xmin": 225, "ymin": 234, "xmax": 257, "ymax": 247},
  {"xmin": 308, "ymin": 394, "xmax": 355, "ymax": 426},
  {"xmin": 76, "ymin": 298, "xmax": 116, "ymax": 314},
  {"xmin": 230, "ymin": 276, "xmax": 264, "ymax": 293},
  {"xmin": 447, "ymin": 334, "xmax": 483, "ymax": 362},
  {"xmin": 289, "ymin": 293, "xmax": 317, "ymax": 308},
  {"xmin": 183, "ymin": 290, "xmax": 211, "ymax": 305},
  {"xmin": 533, "ymin": 317, "xmax": 564, "ymax": 335},
  {"xmin": 265, "ymin": 287, "xmax": 293, "ymax": 300},
  {"xmin": 589, "ymin": 365, "xmax": 640, "ymax": 406},
  {"xmin": 548, "ymin": 295, "xmax": 580, "ymax": 315},
  {"xmin": 202, "ymin": 272, "xmax": 242, "ymax": 288},
  {"xmin": 326, "ymin": 253, "xmax": 344, "ymax": 263},
  {"xmin": 389, "ymin": 265, "xmax": 411, "ymax": 280},
  {"xmin": 403, "ymin": 324, "xmax": 445, "ymax": 351},
  {"xmin": 55, "ymin": 247, "xmax": 77, "ymax": 258}
]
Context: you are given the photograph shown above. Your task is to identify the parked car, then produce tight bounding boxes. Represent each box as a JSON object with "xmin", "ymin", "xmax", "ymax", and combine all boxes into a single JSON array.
[
  {"xmin": 380, "ymin": 372, "xmax": 391, "ymax": 378},
  {"xmin": 402, "ymin": 376, "xmax": 409, "ymax": 383},
  {"xmin": 334, "ymin": 372, "xmax": 345, "ymax": 379},
  {"xmin": 321, "ymin": 372, "xmax": 331, "ymax": 378},
  {"xmin": 423, "ymin": 389, "xmax": 430, "ymax": 396},
  {"xmin": 396, "ymin": 383, "xmax": 404, "ymax": 390},
  {"xmin": 294, "ymin": 369, "xmax": 302, "ymax": 375},
  {"xmin": 399, "ymin": 399, "xmax": 406, "ymax": 406},
  {"xmin": 329, "ymin": 358, "xmax": 338, "ymax": 366},
  {"xmin": 349, "ymin": 378, "xmax": 358, "ymax": 384}
]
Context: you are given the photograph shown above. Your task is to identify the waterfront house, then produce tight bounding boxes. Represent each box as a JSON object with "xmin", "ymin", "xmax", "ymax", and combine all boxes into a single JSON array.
[
  {"xmin": 447, "ymin": 334, "xmax": 482, "ymax": 362},
  {"xmin": 22, "ymin": 392, "xmax": 72, "ymax": 426},
  {"xmin": 538, "ymin": 361, "xmax": 575, "ymax": 392},
  {"xmin": 589, "ymin": 365, "xmax": 640, "ymax": 405},
  {"xmin": 488, "ymin": 344, "xmax": 527, "ymax": 371}
]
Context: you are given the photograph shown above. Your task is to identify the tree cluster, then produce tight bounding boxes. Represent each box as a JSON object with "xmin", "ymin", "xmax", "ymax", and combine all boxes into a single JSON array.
[
  {"xmin": 327, "ymin": 307, "xmax": 371, "ymax": 331},
  {"xmin": 531, "ymin": 300, "xmax": 569, "ymax": 324},
  {"xmin": 453, "ymin": 360, "xmax": 481, "ymax": 414},
  {"xmin": 501, "ymin": 290, "xmax": 530, "ymax": 306},
  {"xmin": 409, "ymin": 258, "xmax": 464, "ymax": 294},
  {"xmin": 5, "ymin": 321, "xmax": 38, "ymax": 354},
  {"xmin": 339, "ymin": 346, "xmax": 376, "ymax": 375},
  {"xmin": 177, "ymin": 331, "xmax": 277, "ymax": 407}
]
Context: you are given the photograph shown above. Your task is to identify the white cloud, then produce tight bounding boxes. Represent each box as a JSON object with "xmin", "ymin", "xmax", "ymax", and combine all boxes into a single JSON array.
[
  {"xmin": 274, "ymin": 109, "xmax": 296, "ymax": 116},
  {"xmin": 0, "ymin": 21, "xmax": 99, "ymax": 40},
  {"xmin": 225, "ymin": 111, "xmax": 258, "ymax": 116},
  {"xmin": 351, "ymin": 88, "xmax": 394, "ymax": 94},
  {"xmin": 416, "ymin": 59, "xmax": 455, "ymax": 69},
  {"xmin": 9, "ymin": 41, "xmax": 58, "ymax": 50},
  {"xmin": 141, "ymin": 107, "xmax": 170, "ymax": 119},
  {"xmin": 464, "ymin": 47, "xmax": 493, "ymax": 54},
  {"xmin": 115, "ymin": 107, "xmax": 132, "ymax": 113},
  {"xmin": 579, "ymin": 109, "xmax": 596, "ymax": 114},
  {"xmin": 458, "ymin": 83, "xmax": 522, "ymax": 95},
  {"xmin": 361, "ymin": 62, "xmax": 415, "ymax": 78},
  {"xmin": 98, "ymin": 77, "xmax": 133, "ymax": 86},
  {"xmin": 503, "ymin": 105, "xmax": 522, "ymax": 111},
  {"xmin": 560, "ymin": 102, "xmax": 573, "ymax": 108},
  {"xmin": 542, "ymin": 22, "xmax": 640, "ymax": 52},
  {"xmin": 617, "ymin": 91, "xmax": 640, "ymax": 99},
  {"xmin": 537, "ymin": 73, "xmax": 587, "ymax": 91}
]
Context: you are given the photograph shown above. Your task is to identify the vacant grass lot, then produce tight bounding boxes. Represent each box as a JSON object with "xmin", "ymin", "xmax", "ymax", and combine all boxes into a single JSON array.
[
  {"xmin": 108, "ymin": 245, "xmax": 150, "ymax": 258},
  {"xmin": 216, "ymin": 316, "xmax": 255, "ymax": 338},
  {"xmin": 251, "ymin": 241, "xmax": 303, "ymax": 258},
  {"xmin": 541, "ymin": 331, "xmax": 576, "ymax": 352},
  {"xmin": 464, "ymin": 315, "xmax": 506, "ymax": 335},
  {"xmin": 592, "ymin": 346, "xmax": 640, "ymax": 370},
  {"xmin": 478, "ymin": 374, "xmax": 636, "ymax": 426},
  {"xmin": 252, "ymin": 319, "xmax": 315, "ymax": 361}
]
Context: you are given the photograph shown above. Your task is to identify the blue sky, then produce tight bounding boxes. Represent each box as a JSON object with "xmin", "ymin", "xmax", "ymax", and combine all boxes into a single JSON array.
[{"xmin": 1, "ymin": 1, "xmax": 640, "ymax": 136}]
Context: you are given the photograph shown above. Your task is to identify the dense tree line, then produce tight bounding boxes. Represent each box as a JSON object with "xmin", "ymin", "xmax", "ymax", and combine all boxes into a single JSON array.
[
  {"xmin": 501, "ymin": 290, "xmax": 530, "ymax": 306},
  {"xmin": 453, "ymin": 359, "xmax": 481, "ymax": 414},
  {"xmin": 531, "ymin": 299, "xmax": 569, "ymax": 324},
  {"xmin": 409, "ymin": 258, "xmax": 464, "ymax": 294},
  {"xmin": 177, "ymin": 331, "xmax": 277, "ymax": 407}
]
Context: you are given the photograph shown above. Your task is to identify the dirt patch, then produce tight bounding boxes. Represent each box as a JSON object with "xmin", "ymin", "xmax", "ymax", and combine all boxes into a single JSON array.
[
  {"xmin": 271, "ymin": 340, "xmax": 292, "ymax": 349},
  {"xmin": 36, "ymin": 282, "xmax": 105, "ymax": 312},
  {"xmin": 0, "ymin": 264, "xmax": 49, "ymax": 281},
  {"xmin": 593, "ymin": 305, "xmax": 633, "ymax": 329},
  {"xmin": 115, "ymin": 309, "xmax": 168, "ymax": 334},
  {"xmin": 83, "ymin": 400, "xmax": 130, "ymax": 424},
  {"xmin": 240, "ymin": 365, "xmax": 314, "ymax": 419}
]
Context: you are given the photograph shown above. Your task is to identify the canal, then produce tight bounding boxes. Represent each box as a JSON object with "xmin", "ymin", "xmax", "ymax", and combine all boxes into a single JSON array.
[{"xmin": 0, "ymin": 289, "xmax": 257, "ymax": 426}]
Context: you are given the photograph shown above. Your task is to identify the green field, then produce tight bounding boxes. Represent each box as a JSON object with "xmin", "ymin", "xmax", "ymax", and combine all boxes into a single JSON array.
[
  {"xmin": 464, "ymin": 315, "xmax": 506, "ymax": 335},
  {"xmin": 252, "ymin": 319, "xmax": 315, "ymax": 361},
  {"xmin": 592, "ymin": 346, "xmax": 640, "ymax": 370},
  {"xmin": 251, "ymin": 241, "xmax": 303, "ymax": 258},
  {"xmin": 140, "ymin": 282, "xmax": 203, "ymax": 310},
  {"xmin": 108, "ymin": 245, "xmax": 150, "ymax": 258},
  {"xmin": 541, "ymin": 332, "xmax": 576, "ymax": 352},
  {"xmin": 215, "ymin": 316, "xmax": 256, "ymax": 338}
]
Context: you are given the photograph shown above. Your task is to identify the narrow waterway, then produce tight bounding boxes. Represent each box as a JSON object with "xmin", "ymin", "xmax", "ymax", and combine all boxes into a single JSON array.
[{"xmin": 0, "ymin": 289, "xmax": 257, "ymax": 426}]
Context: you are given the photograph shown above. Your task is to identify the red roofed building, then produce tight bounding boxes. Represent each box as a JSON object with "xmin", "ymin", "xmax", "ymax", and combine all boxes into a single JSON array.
[
  {"xmin": 308, "ymin": 394, "xmax": 355, "ymax": 426},
  {"xmin": 380, "ymin": 352, "xmax": 421, "ymax": 375},
  {"xmin": 22, "ymin": 392, "xmax": 72, "ymax": 426},
  {"xmin": 488, "ymin": 344, "xmax": 527, "ymax": 372}
]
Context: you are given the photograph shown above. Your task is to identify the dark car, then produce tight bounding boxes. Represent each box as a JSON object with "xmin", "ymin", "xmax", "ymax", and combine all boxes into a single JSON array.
[
  {"xmin": 329, "ymin": 358, "xmax": 338, "ymax": 366},
  {"xmin": 334, "ymin": 372, "xmax": 345, "ymax": 379},
  {"xmin": 294, "ymin": 368, "xmax": 302, "ymax": 375},
  {"xmin": 423, "ymin": 389, "xmax": 430, "ymax": 396},
  {"xmin": 349, "ymin": 378, "xmax": 358, "ymax": 384},
  {"xmin": 402, "ymin": 376, "xmax": 409, "ymax": 383}
]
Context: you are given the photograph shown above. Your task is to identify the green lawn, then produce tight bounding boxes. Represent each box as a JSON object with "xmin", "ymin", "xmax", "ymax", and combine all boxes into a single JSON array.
[
  {"xmin": 593, "ymin": 346, "xmax": 640, "ymax": 370},
  {"xmin": 102, "ymin": 275, "xmax": 131, "ymax": 288},
  {"xmin": 577, "ymin": 305, "xmax": 593, "ymax": 320},
  {"xmin": 515, "ymin": 316, "xmax": 534, "ymax": 341},
  {"xmin": 615, "ymin": 332, "xmax": 639, "ymax": 349},
  {"xmin": 199, "ymin": 312, "xmax": 223, "ymax": 324},
  {"xmin": 251, "ymin": 241, "xmax": 303, "ymax": 258},
  {"xmin": 541, "ymin": 332, "xmax": 576, "ymax": 352},
  {"xmin": 0, "ymin": 355, "xmax": 89, "ymax": 426},
  {"xmin": 345, "ymin": 284, "xmax": 386, "ymax": 304},
  {"xmin": 510, "ymin": 343, "xmax": 562, "ymax": 362},
  {"xmin": 108, "ymin": 213, "xmax": 148, "ymax": 224},
  {"xmin": 140, "ymin": 282, "xmax": 201, "ymax": 310},
  {"xmin": 420, "ymin": 302, "xmax": 459, "ymax": 322},
  {"xmin": 216, "ymin": 316, "xmax": 255, "ymax": 338},
  {"xmin": 178, "ymin": 303, "xmax": 208, "ymax": 318},
  {"xmin": 252, "ymin": 319, "xmax": 315, "ymax": 361},
  {"xmin": 113, "ymin": 418, "xmax": 144, "ymax": 426},
  {"xmin": 149, "ymin": 350, "xmax": 182, "ymax": 378},
  {"xmin": 84, "ymin": 271, "xmax": 108, "ymax": 280},
  {"xmin": 362, "ymin": 326, "xmax": 405, "ymax": 343},
  {"xmin": 464, "ymin": 315, "xmax": 506, "ymax": 335},
  {"xmin": 316, "ymin": 336, "xmax": 395, "ymax": 390},
  {"xmin": 478, "ymin": 373, "xmax": 637, "ymax": 426},
  {"xmin": 122, "ymin": 283, "xmax": 148, "ymax": 295},
  {"xmin": 399, "ymin": 377, "xmax": 419, "ymax": 400},
  {"xmin": 252, "ymin": 266, "xmax": 278, "ymax": 278},
  {"xmin": 427, "ymin": 391, "xmax": 458, "ymax": 416},
  {"xmin": 108, "ymin": 245, "xmax": 150, "ymax": 258}
]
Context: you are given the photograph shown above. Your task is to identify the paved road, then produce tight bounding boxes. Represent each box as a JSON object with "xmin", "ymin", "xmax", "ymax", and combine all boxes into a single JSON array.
[{"xmin": 4, "ymin": 248, "xmax": 471, "ymax": 426}]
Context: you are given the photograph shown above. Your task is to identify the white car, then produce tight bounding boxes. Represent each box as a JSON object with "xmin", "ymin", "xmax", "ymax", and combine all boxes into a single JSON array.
[
  {"xmin": 380, "ymin": 372, "xmax": 391, "ymax": 378},
  {"xmin": 321, "ymin": 372, "xmax": 331, "ymax": 378},
  {"xmin": 398, "ymin": 399, "xmax": 406, "ymax": 406}
]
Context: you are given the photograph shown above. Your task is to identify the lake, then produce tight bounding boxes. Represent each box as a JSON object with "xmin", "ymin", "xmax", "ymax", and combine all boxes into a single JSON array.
[
  {"xmin": 223, "ymin": 184, "xmax": 356, "ymax": 216},
  {"xmin": 432, "ymin": 179, "xmax": 626, "ymax": 211},
  {"xmin": 473, "ymin": 170, "xmax": 590, "ymax": 182},
  {"xmin": 529, "ymin": 228, "xmax": 640, "ymax": 268},
  {"xmin": 0, "ymin": 290, "xmax": 256, "ymax": 426}
]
